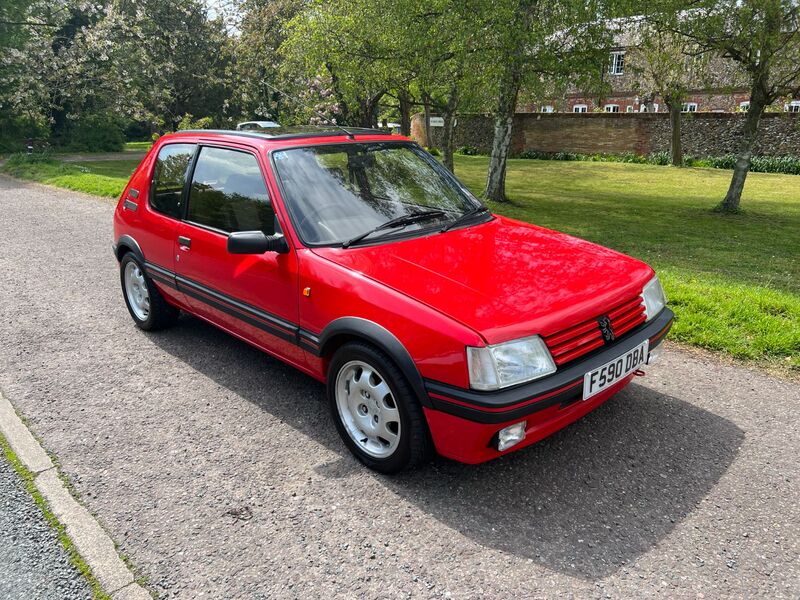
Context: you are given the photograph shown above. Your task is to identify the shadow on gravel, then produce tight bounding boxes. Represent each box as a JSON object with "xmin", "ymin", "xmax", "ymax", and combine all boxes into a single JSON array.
[{"xmin": 149, "ymin": 315, "xmax": 744, "ymax": 581}]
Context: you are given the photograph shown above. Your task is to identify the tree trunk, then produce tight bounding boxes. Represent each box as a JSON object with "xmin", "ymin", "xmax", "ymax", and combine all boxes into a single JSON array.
[
  {"xmin": 668, "ymin": 102, "xmax": 682, "ymax": 167},
  {"xmin": 484, "ymin": 63, "xmax": 522, "ymax": 202},
  {"xmin": 718, "ymin": 85, "xmax": 766, "ymax": 213},
  {"xmin": 398, "ymin": 88, "xmax": 412, "ymax": 136},
  {"xmin": 422, "ymin": 91, "xmax": 433, "ymax": 148},
  {"xmin": 440, "ymin": 87, "xmax": 459, "ymax": 173}
]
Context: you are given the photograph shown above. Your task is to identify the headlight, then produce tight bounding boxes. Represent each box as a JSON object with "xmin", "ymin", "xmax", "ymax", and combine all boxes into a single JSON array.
[
  {"xmin": 467, "ymin": 335, "xmax": 556, "ymax": 391},
  {"xmin": 641, "ymin": 275, "xmax": 667, "ymax": 321}
]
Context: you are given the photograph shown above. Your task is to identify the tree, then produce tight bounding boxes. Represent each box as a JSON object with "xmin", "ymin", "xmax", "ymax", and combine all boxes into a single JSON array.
[
  {"xmin": 482, "ymin": 0, "xmax": 615, "ymax": 202},
  {"xmin": 233, "ymin": 0, "xmax": 304, "ymax": 122},
  {"xmin": 280, "ymin": 0, "xmax": 489, "ymax": 171},
  {"xmin": 650, "ymin": 0, "xmax": 800, "ymax": 212},
  {"xmin": 629, "ymin": 25, "xmax": 709, "ymax": 166}
]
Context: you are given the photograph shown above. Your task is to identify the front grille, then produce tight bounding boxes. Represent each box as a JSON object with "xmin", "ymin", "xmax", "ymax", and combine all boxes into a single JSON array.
[{"xmin": 544, "ymin": 296, "xmax": 646, "ymax": 366}]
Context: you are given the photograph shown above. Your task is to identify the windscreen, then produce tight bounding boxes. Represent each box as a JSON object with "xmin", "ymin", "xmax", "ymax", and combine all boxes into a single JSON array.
[{"xmin": 272, "ymin": 143, "xmax": 481, "ymax": 245}]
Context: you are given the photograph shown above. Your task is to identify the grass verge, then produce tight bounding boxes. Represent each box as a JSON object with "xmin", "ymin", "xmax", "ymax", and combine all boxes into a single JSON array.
[
  {"xmin": 124, "ymin": 141, "xmax": 152, "ymax": 152},
  {"xmin": 1, "ymin": 155, "xmax": 136, "ymax": 198},
  {"xmin": 0, "ymin": 433, "xmax": 110, "ymax": 600}
]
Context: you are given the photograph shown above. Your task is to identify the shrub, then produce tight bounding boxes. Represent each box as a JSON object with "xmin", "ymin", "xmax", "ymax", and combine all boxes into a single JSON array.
[
  {"xmin": 456, "ymin": 145, "xmax": 481, "ymax": 156},
  {"xmin": 425, "ymin": 146, "xmax": 441, "ymax": 156},
  {"xmin": 177, "ymin": 113, "xmax": 214, "ymax": 131},
  {"xmin": 513, "ymin": 148, "xmax": 800, "ymax": 175},
  {"xmin": 61, "ymin": 114, "xmax": 125, "ymax": 152}
]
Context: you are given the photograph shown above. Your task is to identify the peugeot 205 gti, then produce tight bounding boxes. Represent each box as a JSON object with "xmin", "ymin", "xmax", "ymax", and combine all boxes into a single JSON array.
[{"xmin": 113, "ymin": 127, "xmax": 673, "ymax": 473}]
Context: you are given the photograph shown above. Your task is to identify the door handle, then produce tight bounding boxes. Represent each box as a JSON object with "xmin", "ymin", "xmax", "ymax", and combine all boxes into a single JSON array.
[{"xmin": 177, "ymin": 236, "xmax": 191, "ymax": 249}]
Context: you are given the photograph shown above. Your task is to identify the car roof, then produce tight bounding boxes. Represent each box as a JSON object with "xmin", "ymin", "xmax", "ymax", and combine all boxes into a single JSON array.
[{"xmin": 181, "ymin": 125, "xmax": 394, "ymax": 141}]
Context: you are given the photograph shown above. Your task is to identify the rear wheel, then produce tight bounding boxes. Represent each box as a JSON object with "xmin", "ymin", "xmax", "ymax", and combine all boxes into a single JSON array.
[
  {"xmin": 120, "ymin": 253, "xmax": 179, "ymax": 331},
  {"xmin": 328, "ymin": 342, "xmax": 432, "ymax": 473}
]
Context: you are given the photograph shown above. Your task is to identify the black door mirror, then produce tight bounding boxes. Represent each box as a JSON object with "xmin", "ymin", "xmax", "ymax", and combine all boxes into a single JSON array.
[{"xmin": 227, "ymin": 231, "xmax": 289, "ymax": 254}]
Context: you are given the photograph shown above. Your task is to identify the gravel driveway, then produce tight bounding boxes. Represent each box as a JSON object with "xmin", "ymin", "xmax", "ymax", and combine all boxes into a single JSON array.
[
  {"xmin": 0, "ymin": 175, "xmax": 798, "ymax": 598},
  {"xmin": 0, "ymin": 452, "xmax": 91, "ymax": 599}
]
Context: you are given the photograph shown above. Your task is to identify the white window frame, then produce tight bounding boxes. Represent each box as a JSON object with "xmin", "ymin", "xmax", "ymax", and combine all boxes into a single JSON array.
[
  {"xmin": 604, "ymin": 104, "xmax": 620, "ymax": 113},
  {"xmin": 682, "ymin": 102, "xmax": 698, "ymax": 113},
  {"xmin": 573, "ymin": 104, "xmax": 588, "ymax": 113},
  {"xmin": 786, "ymin": 100, "xmax": 800, "ymax": 113},
  {"xmin": 609, "ymin": 51, "xmax": 625, "ymax": 75},
  {"xmin": 541, "ymin": 105, "xmax": 554, "ymax": 113},
  {"xmin": 739, "ymin": 101, "xmax": 750, "ymax": 111}
]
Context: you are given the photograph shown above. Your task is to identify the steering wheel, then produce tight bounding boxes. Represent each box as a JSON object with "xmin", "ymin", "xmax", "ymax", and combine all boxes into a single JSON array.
[{"xmin": 295, "ymin": 203, "xmax": 345, "ymax": 238}]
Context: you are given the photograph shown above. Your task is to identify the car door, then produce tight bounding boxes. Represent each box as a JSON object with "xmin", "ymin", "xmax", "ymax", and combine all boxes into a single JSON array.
[
  {"xmin": 137, "ymin": 142, "xmax": 196, "ymax": 308},
  {"xmin": 174, "ymin": 144, "xmax": 305, "ymax": 367}
]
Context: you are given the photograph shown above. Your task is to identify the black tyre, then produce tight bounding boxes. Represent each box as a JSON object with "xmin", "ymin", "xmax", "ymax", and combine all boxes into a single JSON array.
[
  {"xmin": 327, "ymin": 342, "xmax": 433, "ymax": 473},
  {"xmin": 119, "ymin": 253, "xmax": 179, "ymax": 331}
]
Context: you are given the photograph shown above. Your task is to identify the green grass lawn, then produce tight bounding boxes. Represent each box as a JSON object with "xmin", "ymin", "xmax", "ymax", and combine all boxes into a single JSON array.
[
  {"xmin": 2, "ymin": 153, "xmax": 798, "ymax": 372},
  {"xmin": 0, "ymin": 157, "xmax": 138, "ymax": 198},
  {"xmin": 124, "ymin": 141, "xmax": 152, "ymax": 152}
]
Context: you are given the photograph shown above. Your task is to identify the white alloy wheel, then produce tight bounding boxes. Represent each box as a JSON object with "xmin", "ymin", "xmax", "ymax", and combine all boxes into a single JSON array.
[
  {"xmin": 124, "ymin": 261, "xmax": 151, "ymax": 321},
  {"xmin": 335, "ymin": 360, "xmax": 402, "ymax": 458}
]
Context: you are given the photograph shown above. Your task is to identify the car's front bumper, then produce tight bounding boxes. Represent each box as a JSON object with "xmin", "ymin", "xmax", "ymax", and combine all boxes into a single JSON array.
[{"xmin": 422, "ymin": 307, "xmax": 673, "ymax": 463}]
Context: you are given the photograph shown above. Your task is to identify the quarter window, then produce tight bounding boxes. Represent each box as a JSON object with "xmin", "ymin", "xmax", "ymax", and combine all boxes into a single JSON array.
[
  {"xmin": 150, "ymin": 143, "xmax": 196, "ymax": 219},
  {"xmin": 186, "ymin": 147, "xmax": 275, "ymax": 235}
]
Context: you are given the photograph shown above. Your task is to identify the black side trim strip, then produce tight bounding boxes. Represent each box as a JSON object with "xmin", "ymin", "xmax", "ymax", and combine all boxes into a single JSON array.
[
  {"xmin": 175, "ymin": 275, "xmax": 297, "ymax": 336},
  {"xmin": 298, "ymin": 329, "xmax": 321, "ymax": 354},
  {"xmin": 178, "ymin": 283, "xmax": 297, "ymax": 343},
  {"xmin": 425, "ymin": 308, "xmax": 674, "ymax": 416}
]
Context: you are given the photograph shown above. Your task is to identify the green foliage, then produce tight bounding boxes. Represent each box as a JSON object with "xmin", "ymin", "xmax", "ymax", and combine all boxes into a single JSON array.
[
  {"xmin": 60, "ymin": 114, "xmax": 125, "ymax": 152},
  {"xmin": 456, "ymin": 146, "xmax": 482, "ymax": 156},
  {"xmin": 176, "ymin": 114, "xmax": 214, "ymax": 131},
  {"xmin": 425, "ymin": 147, "xmax": 441, "ymax": 157},
  {"xmin": 515, "ymin": 149, "xmax": 800, "ymax": 175}
]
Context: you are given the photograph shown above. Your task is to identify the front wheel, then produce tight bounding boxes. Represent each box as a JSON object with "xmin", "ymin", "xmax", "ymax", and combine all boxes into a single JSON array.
[{"xmin": 328, "ymin": 342, "xmax": 432, "ymax": 473}]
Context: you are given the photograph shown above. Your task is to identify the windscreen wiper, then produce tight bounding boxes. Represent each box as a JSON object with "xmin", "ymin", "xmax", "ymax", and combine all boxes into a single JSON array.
[
  {"xmin": 440, "ymin": 205, "xmax": 489, "ymax": 233},
  {"xmin": 342, "ymin": 209, "xmax": 445, "ymax": 248}
]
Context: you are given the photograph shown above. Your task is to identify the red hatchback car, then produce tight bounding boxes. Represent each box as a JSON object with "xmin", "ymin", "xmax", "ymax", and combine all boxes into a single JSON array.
[{"xmin": 113, "ymin": 127, "xmax": 673, "ymax": 473}]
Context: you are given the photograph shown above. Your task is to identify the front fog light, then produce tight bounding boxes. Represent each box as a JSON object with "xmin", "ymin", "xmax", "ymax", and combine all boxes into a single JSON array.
[{"xmin": 497, "ymin": 421, "xmax": 527, "ymax": 451}]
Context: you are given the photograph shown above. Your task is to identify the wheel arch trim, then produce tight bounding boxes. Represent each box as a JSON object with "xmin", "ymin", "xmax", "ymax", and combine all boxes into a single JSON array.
[
  {"xmin": 313, "ymin": 317, "xmax": 431, "ymax": 408},
  {"xmin": 114, "ymin": 235, "xmax": 145, "ymax": 262}
]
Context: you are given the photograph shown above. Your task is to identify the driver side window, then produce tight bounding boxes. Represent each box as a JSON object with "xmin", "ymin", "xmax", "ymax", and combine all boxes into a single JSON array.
[{"xmin": 186, "ymin": 146, "xmax": 277, "ymax": 235}]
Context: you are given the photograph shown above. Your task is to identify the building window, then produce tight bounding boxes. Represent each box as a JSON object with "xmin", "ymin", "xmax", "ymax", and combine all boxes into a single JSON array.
[
  {"xmin": 573, "ymin": 104, "xmax": 588, "ymax": 113},
  {"xmin": 541, "ymin": 105, "xmax": 554, "ymax": 113},
  {"xmin": 609, "ymin": 51, "xmax": 625, "ymax": 75},
  {"xmin": 786, "ymin": 101, "xmax": 800, "ymax": 113},
  {"xmin": 627, "ymin": 105, "xmax": 634, "ymax": 113},
  {"xmin": 739, "ymin": 101, "xmax": 750, "ymax": 111},
  {"xmin": 682, "ymin": 102, "xmax": 698, "ymax": 112},
  {"xmin": 604, "ymin": 104, "xmax": 620, "ymax": 113}
]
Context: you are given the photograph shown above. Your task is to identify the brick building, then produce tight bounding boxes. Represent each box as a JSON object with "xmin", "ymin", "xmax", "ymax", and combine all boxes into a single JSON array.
[{"xmin": 522, "ymin": 19, "xmax": 800, "ymax": 115}]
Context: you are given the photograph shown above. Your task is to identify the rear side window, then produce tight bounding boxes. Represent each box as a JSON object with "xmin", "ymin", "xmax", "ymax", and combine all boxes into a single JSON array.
[
  {"xmin": 150, "ymin": 143, "xmax": 196, "ymax": 219},
  {"xmin": 186, "ymin": 147, "xmax": 275, "ymax": 235}
]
